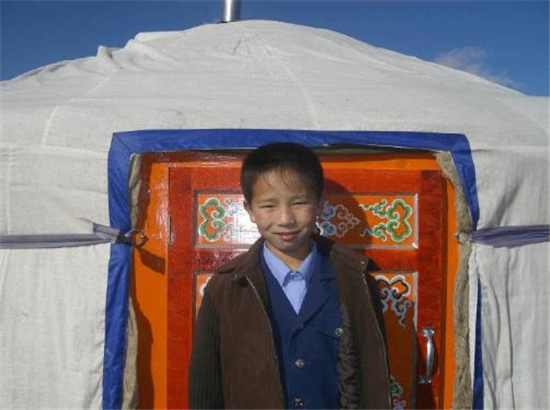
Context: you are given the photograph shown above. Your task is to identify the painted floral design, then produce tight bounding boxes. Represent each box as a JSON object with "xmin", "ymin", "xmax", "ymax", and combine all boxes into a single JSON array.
[
  {"xmin": 390, "ymin": 374, "xmax": 407, "ymax": 410},
  {"xmin": 359, "ymin": 199, "xmax": 413, "ymax": 243},
  {"xmin": 198, "ymin": 198, "xmax": 227, "ymax": 242},
  {"xmin": 197, "ymin": 197, "xmax": 243, "ymax": 243},
  {"xmin": 375, "ymin": 274, "xmax": 413, "ymax": 328},
  {"xmin": 317, "ymin": 201, "xmax": 360, "ymax": 238}
]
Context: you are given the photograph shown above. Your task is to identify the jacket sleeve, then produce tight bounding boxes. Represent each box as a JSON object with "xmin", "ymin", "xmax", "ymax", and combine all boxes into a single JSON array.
[
  {"xmin": 188, "ymin": 288, "xmax": 224, "ymax": 409},
  {"xmin": 364, "ymin": 271, "xmax": 389, "ymax": 345},
  {"xmin": 338, "ymin": 305, "xmax": 360, "ymax": 409}
]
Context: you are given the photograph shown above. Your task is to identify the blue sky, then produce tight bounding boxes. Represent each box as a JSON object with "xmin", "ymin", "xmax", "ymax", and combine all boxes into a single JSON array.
[{"xmin": 1, "ymin": 0, "xmax": 548, "ymax": 96}]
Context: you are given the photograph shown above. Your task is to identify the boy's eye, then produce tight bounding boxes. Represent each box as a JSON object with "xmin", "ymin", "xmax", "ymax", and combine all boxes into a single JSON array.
[{"xmin": 260, "ymin": 204, "xmax": 274, "ymax": 209}]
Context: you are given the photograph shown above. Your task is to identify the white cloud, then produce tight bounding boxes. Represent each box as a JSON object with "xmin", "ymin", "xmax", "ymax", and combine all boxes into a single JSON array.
[{"xmin": 433, "ymin": 46, "xmax": 521, "ymax": 90}]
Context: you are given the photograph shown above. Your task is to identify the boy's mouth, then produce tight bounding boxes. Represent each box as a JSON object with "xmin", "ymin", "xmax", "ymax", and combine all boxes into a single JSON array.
[{"xmin": 276, "ymin": 231, "xmax": 300, "ymax": 242}]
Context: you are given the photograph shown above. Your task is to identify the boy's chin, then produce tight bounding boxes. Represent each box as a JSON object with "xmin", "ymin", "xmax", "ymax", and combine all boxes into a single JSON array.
[{"xmin": 265, "ymin": 239, "xmax": 311, "ymax": 259}]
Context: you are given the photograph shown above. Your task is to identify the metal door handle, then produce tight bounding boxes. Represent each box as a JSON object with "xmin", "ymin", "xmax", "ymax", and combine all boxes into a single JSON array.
[{"xmin": 419, "ymin": 327, "xmax": 435, "ymax": 384}]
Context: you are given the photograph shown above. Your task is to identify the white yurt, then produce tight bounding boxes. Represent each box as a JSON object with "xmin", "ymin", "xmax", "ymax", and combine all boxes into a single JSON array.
[{"xmin": 1, "ymin": 18, "xmax": 548, "ymax": 410}]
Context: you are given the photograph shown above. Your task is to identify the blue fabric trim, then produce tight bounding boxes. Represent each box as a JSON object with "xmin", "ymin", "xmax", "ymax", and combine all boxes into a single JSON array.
[
  {"xmin": 473, "ymin": 280, "xmax": 484, "ymax": 409},
  {"xmin": 103, "ymin": 128, "xmax": 479, "ymax": 409},
  {"xmin": 103, "ymin": 244, "xmax": 131, "ymax": 409},
  {"xmin": 109, "ymin": 129, "xmax": 479, "ymax": 232}
]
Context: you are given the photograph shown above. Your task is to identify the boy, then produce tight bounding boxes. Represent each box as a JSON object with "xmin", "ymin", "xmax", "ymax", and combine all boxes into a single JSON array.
[{"xmin": 189, "ymin": 143, "xmax": 391, "ymax": 409}]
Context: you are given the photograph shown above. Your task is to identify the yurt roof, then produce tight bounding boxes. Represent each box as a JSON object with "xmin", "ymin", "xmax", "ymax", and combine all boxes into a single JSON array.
[{"xmin": 1, "ymin": 20, "xmax": 548, "ymax": 234}]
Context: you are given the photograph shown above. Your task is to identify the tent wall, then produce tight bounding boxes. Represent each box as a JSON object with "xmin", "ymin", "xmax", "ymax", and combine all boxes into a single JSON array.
[
  {"xmin": 0, "ymin": 245, "xmax": 109, "ymax": 408},
  {"xmin": 471, "ymin": 242, "xmax": 549, "ymax": 409}
]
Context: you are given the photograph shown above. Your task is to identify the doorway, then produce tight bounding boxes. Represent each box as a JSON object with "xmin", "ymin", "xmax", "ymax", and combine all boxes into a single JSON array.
[{"xmin": 132, "ymin": 150, "xmax": 458, "ymax": 409}]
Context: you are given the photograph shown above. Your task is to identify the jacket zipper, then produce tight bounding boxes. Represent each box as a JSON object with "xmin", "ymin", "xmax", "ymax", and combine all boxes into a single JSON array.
[
  {"xmin": 360, "ymin": 267, "xmax": 393, "ymax": 409},
  {"xmin": 245, "ymin": 275, "xmax": 286, "ymax": 408}
]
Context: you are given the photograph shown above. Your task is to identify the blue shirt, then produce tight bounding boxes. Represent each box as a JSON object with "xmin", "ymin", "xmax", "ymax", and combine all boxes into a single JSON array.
[{"xmin": 262, "ymin": 243, "xmax": 317, "ymax": 314}]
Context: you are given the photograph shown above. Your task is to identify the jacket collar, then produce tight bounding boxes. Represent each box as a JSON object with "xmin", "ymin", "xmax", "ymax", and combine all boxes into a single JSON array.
[
  {"xmin": 217, "ymin": 234, "xmax": 369, "ymax": 306},
  {"xmin": 217, "ymin": 237, "xmax": 270, "ymax": 306},
  {"xmin": 218, "ymin": 234, "xmax": 368, "ymax": 277}
]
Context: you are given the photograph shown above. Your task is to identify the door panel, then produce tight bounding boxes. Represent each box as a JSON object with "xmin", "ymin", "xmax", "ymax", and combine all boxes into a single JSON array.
[{"xmin": 167, "ymin": 154, "xmax": 445, "ymax": 409}]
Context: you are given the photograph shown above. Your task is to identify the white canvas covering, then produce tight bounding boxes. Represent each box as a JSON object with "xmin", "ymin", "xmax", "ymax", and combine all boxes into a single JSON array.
[
  {"xmin": 0, "ymin": 245, "xmax": 109, "ymax": 408},
  {"xmin": 470, "ymin": 242, "xmax": 549, "ymax": 409},
  {"xmin": 1, "ymin": 21, "xmax": 548, "ymax": 408}
]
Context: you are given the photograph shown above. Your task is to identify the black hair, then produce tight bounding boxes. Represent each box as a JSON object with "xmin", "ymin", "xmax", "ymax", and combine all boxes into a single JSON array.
[{"xmin": 241, "ymin": 142, "xmax": 324, "ymax": 203}]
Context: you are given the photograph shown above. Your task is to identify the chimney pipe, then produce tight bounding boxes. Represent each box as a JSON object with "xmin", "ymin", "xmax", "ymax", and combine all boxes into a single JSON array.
[{"xmin": 221, "ymin": 0, "xmax": 241, "ymax": 23}]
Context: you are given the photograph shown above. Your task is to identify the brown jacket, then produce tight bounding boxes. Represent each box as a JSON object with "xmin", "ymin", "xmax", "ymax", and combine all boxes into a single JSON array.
[{"xmin": 189, "ymin": 235, "xmax": 391, "ymax": 409}]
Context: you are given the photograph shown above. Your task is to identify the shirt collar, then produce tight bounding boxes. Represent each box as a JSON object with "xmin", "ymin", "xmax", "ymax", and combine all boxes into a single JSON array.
[{"xmin": 262, "ymin": 241, "xmax": 317, "ymax": 288}]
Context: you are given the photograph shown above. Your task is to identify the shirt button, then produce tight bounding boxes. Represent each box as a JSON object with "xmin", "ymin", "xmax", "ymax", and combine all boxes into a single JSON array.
[
  {"xmin": 293, "ymin": 397, "xmax": 305, "ymax": 408},
  {"xmin": 294, "ymin": 359, "xmax": 306, "ymax": 368},
  {"xmin": 297, "ymin": 323, "xmax": 305, "ymax": 330}
]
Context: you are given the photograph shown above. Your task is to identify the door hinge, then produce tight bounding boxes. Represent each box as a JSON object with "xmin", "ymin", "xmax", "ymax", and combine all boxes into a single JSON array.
[{"xmin": 168, "ymin": 215, "xmax": 173, "ymax": 245}]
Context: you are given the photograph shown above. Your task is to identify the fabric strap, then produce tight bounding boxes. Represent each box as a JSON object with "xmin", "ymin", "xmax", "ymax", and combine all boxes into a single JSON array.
[
  {"xmin": 469, "ymin": 225, "xmax": 549, "ymax": 248},
  {"xmin": 0, "ymin": 223, "xmax": 140, "ymax": 249}
]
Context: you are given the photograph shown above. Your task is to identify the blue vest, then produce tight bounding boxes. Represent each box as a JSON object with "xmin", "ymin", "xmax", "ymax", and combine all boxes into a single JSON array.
[{"xmin": 261, "ymin": 252, "xmax": 342, "ymax": 409}]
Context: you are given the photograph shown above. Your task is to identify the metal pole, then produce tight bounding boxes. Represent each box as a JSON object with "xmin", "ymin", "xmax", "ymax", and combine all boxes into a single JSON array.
[{"xmin": 221, "ymin": 0, "xmax": 241, "ymax": 23}]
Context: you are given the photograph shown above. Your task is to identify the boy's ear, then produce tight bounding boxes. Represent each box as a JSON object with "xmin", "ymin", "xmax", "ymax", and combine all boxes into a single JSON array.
[
  {"xmin": 243, "ymin": 201, "xmax": 256, "ymax": 223},
  {"xmin": 316, "ymin": 197, "xmax": 325, "ymax": 216}
]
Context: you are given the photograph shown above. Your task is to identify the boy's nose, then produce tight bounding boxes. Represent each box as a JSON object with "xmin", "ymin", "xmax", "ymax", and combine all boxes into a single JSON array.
[{"xmin": 278, "ymin": 206, "xmax": 296, "ymax": 225}]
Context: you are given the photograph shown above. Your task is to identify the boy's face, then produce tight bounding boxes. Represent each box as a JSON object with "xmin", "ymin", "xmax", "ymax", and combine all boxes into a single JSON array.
[{"xmin": 244, "ymin": 169, "xmax": 321, "ymax": 265}]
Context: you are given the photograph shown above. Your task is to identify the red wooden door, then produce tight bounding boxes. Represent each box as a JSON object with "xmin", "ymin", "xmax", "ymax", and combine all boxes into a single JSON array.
[{"xmin": 167, "ymin": 153, "xmax": 445, "ymax": 409}]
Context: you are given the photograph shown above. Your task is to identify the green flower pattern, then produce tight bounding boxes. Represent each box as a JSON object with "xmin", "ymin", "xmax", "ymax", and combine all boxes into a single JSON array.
[
  {"xmin": 359, "ymin": 199, "xmax": 413, "ymax": 243},
  {"xmin": 198, "ymin": 198, "xmax": 228, "ymax": 242},
  {"xmin": 198, "ymin": 197, "xmax": 240, "ymax": 243},
  {"xmin": 390, "ymin": 374, "xmax": 407, "ymax": 410},
  {"xmin": 197, "ymin": 196, "xmax": 413, "ymax": 246}
]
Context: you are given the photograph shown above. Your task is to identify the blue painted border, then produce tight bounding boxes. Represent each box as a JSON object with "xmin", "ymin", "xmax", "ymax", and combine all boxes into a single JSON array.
[
  {"xmin": 473, "ymin": 280, "xmax": 484, "ymax": 409},
  {"xmin": 103, "ymin": 129, "xmax": 481, "ymax": 409}
]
